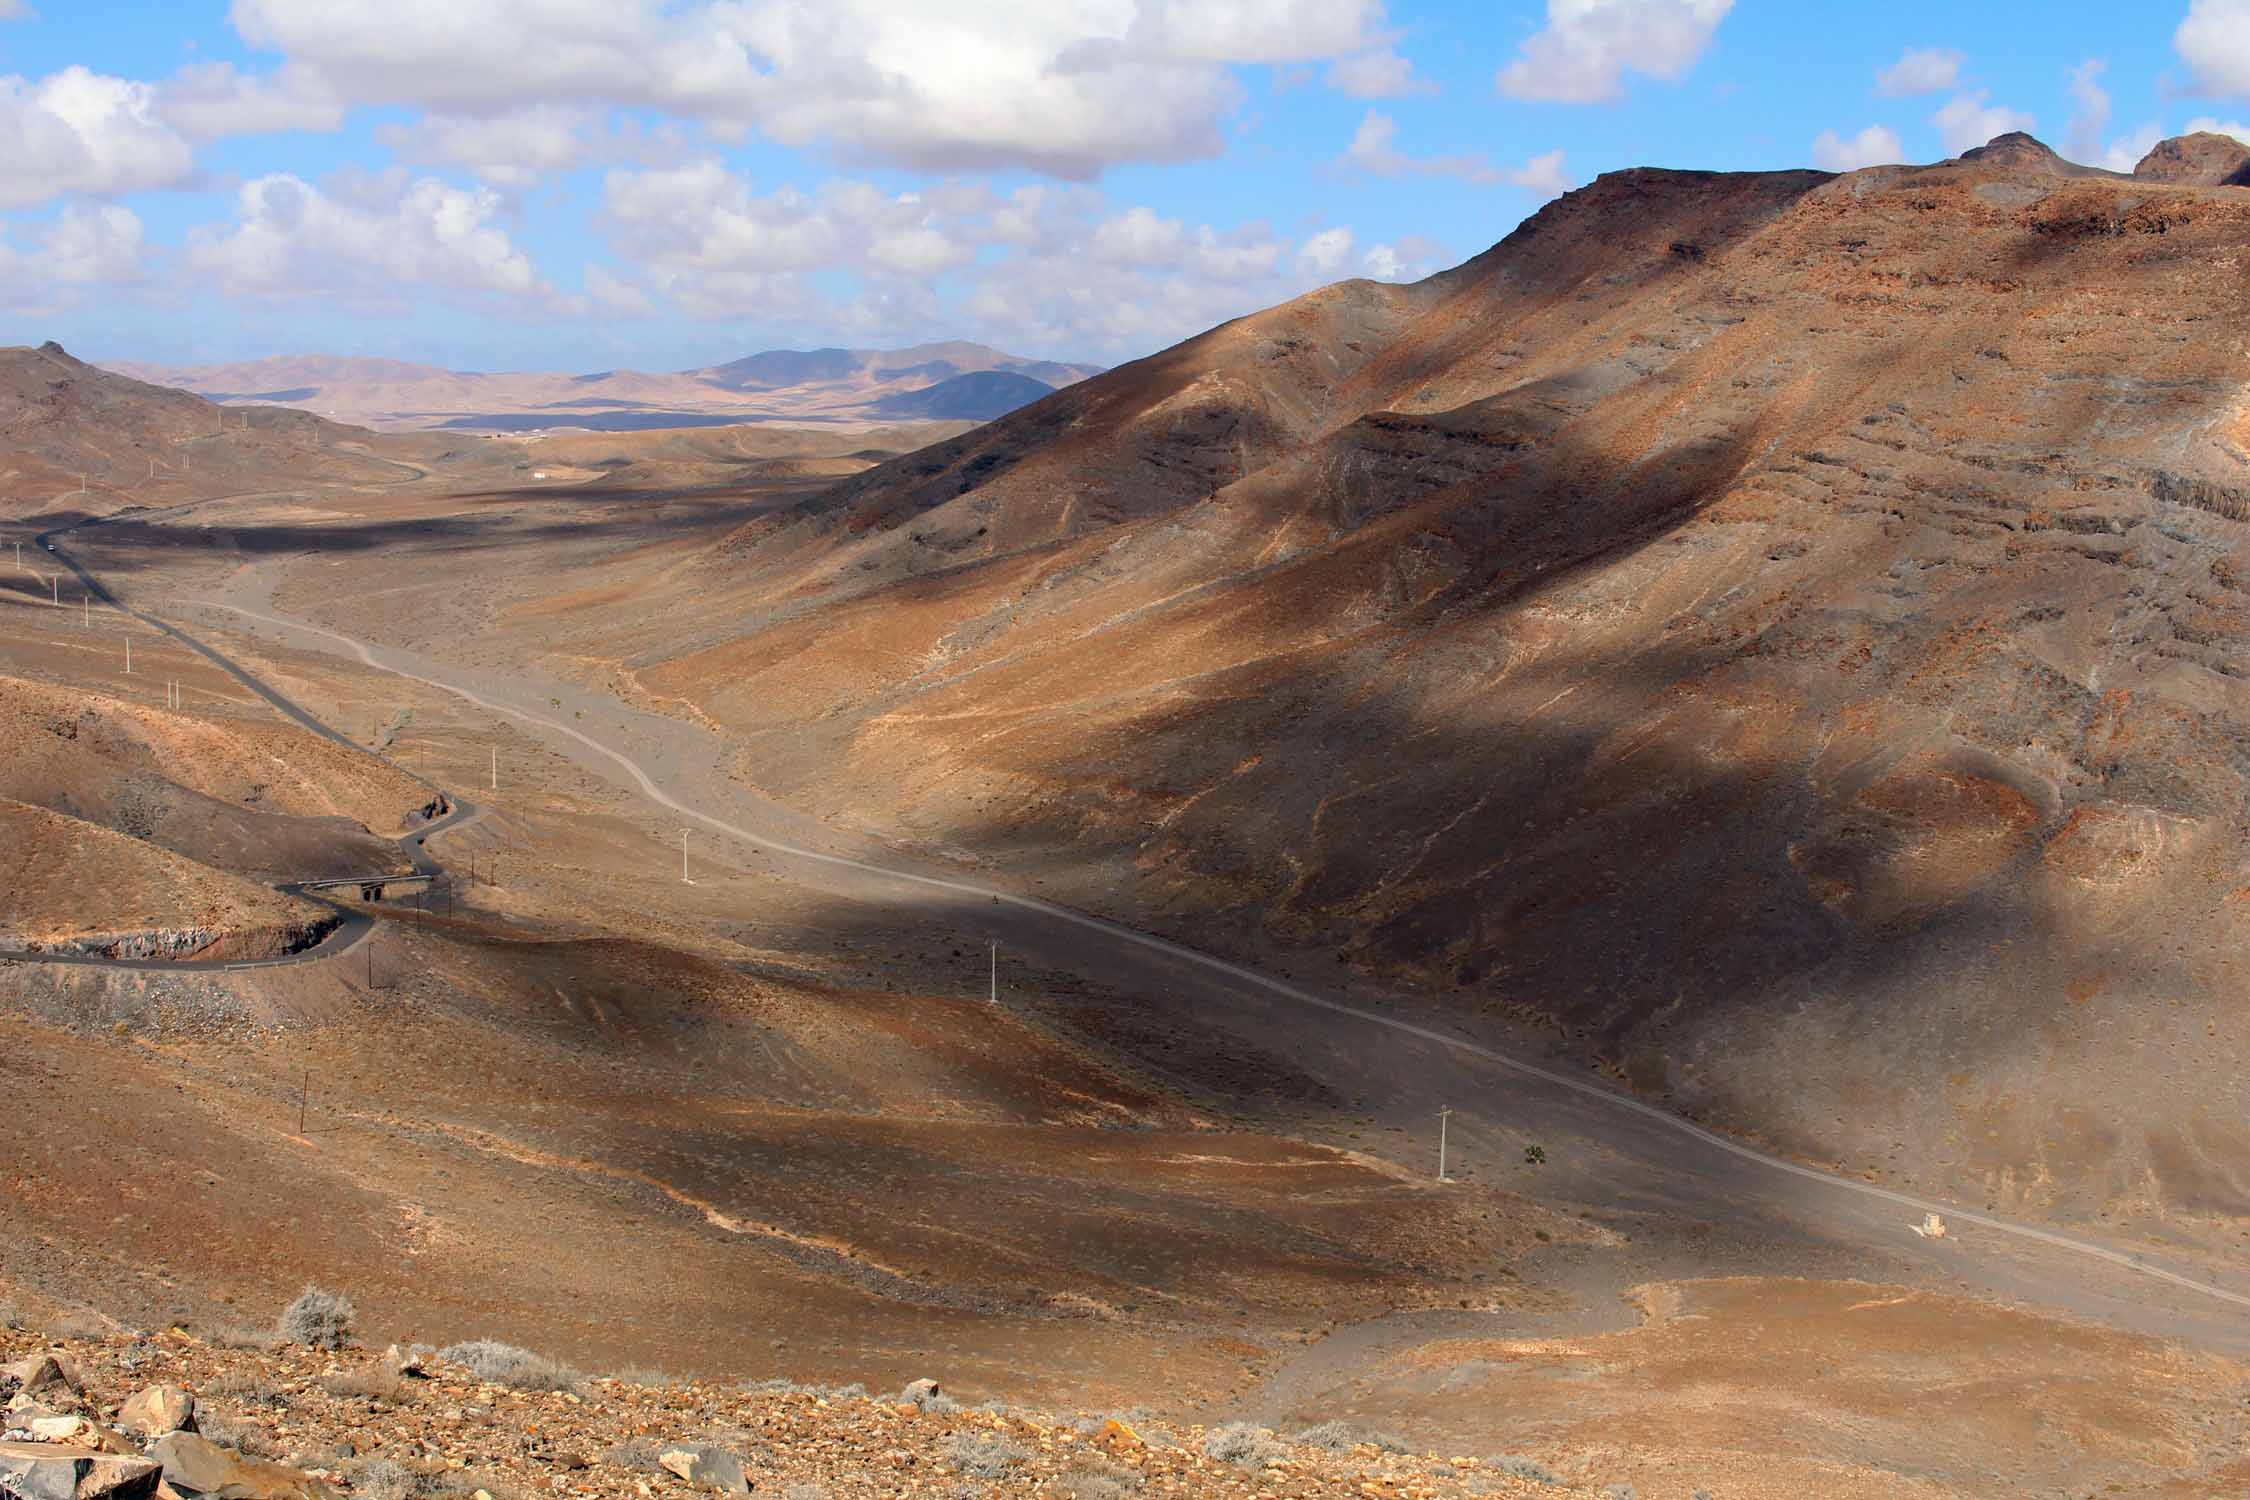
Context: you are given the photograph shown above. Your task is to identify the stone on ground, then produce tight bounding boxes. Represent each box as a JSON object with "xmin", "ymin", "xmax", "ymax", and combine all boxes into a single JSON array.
[
  {"xmin": 2, "ymin": 1358, "xmax": 80, "ymax": 1401},
  {"xmin": 654, "ymin": 1443, "xmax": 749, "ymax": 1493},
  {"xmin": 0, "ymin": 1441, "xmax": 159, "ymax": 1500},
  {"xmin": 145, "ymin": 1434, "xmax": 334, "ymax": 1500},
  {"xmin": 114, "ymin": 1388, "xmax": 192, "ymax": 1442}
]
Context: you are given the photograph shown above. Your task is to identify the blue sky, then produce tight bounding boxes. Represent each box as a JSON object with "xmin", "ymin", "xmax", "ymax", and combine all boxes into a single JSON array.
[{"xmin": 3, "ymin": 1, "xmax": 2247, "ymax": 373}]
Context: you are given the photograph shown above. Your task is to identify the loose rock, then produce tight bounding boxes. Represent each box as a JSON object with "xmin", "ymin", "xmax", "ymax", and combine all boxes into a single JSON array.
[
  {"xmin": 3, "ymin": 1358, "xmax": 79, "ymax": 1401},
  {"xmin": 0, "ymin": 1441, "xmax": 158, "ymax": 1500},
  {"xmin": 653, "ymin": 1443, "xmax": 749, "ymax": 1494},
  {"xmin": 115, "ymin": 1388, "xmax": 193, "ymax": 1442},
  {"xmin": 146, "ymin": 1434, "xmax": 335, "ymax": 1500}
]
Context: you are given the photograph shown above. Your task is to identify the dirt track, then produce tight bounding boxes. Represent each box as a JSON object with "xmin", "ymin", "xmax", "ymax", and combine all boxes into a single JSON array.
[
  {"xmin": 0, "ymin": 509, "xmax": 480, "ymax": 972},
  {"xmin": 126, "ymin": 539, "xmax": 2250, "ymax": 1367}
]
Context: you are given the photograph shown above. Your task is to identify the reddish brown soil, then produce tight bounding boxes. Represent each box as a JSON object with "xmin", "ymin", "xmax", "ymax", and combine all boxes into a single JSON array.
[
  {"xmin": 1328, "ymin": 1277, "xmax": 2250, "ymax": 1497},
  {"xmin": 465, "ymin": 134, "xmax": 2250, "ymax": 1233},
  {"xmin": 0, "ymin": 1326, "xmax": 1594, "ymax": 1500},
  {"xmin": 12, "ymin": 133, "xmax": 2250, "ymax": 1496}
]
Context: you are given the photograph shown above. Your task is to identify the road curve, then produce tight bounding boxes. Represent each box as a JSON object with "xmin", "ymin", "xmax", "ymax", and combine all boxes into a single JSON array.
[
  {"xmin": 0, "ymin": 513, "xmax": 477, "ymax": 973},
  {"xmin": 195, "ymin": 598, "xmax": 2250, "ymax": 1318}
]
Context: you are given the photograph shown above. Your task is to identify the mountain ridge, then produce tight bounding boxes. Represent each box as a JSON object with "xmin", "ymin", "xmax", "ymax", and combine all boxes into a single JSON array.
[
  {"xmin": 100, "ymin": 341, "xmax": 1105, "ymax": 433},
  {"xmin": 611, "ymin": 131, "xmax": 2250, "ymax": 1228}
]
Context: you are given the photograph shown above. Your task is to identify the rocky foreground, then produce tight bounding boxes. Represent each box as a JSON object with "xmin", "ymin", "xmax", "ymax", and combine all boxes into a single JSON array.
[{"xmin": 0, "ymin": 1313, "xmax": 1596, "ymax": 1500}]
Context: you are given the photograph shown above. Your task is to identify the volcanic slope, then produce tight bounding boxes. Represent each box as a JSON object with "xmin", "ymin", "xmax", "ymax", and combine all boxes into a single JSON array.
[
  {"xmin": 591, "ymin": 133, "xmax": 2250, "ymax": 1230},
  {"xmin": 0, "ymin": 344, "xmax": 453, "ymax": 518},
  {"xmin": 0, "ymin": 671, "xmax": 431, "ymax": 886}
]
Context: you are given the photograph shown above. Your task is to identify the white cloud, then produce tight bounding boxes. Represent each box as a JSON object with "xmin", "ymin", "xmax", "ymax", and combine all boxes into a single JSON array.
[
  {"xmin": 1501, "ymin": 148, "xmax": 1572, "ymax": 196},
  {"xmin": 183, "ymin": 168, "xmax": 550, "ymax": 313},
  {"xmin": 548, "ymin": 264, "xmax": 659, "ymax": 321},
  {"xmin": 1811, "ymin": 125, "xmax": 1902, "ymax": 172},
  {"xmin": 1932, "ymin": 91, "xmax": 2036, "ymax": 154},
  {"xmin": 1088, "ymin": 204, "xmax": 1285, "ymax": 279},
  {"xmin": 0, "ymin": 67, "xmax": 196, "ymax": 209},
  {"xmin": 595, "ymin": 159, "xmax": 1404, "ymax": 354},
  {"xmin": 1361, "ymin": 234, "xmax": 1448, "ymax": 281},
  {"xmin": 2178, "ymin": 0, "xmax": 2250, "ymax": 98},
  {"xmin": 1298, "ymin": 226, "xmax": 1355, "ymax": 277},
  {"xmin": 602, "ymin": 161, "xmax": 982, "ymax": 284},
  {"xmin": 1122, "ymin": 0, "xmax": 1389, "ymax": 61},
  {"xmin": 374, "ymin": 106, "xmax": 639, "ymax": 190},
  {"xmin": 214, "ymin": 0, "xmax": 1400, "ymax": 179},
  {"xmin": 157, "ymin": 61, "xmax": 342, "ymax": 140},
  {"xmin": 0, "ymin": 203, "xmax": 149, "ymax": 314},
  {"xmin": 1337, "ymin": 110, "xmax": 1501, "ymax": 183},
  {"xmin": 1338, "ymin": 116, "xmax": 1566, "ymax": 196},
  {"xmin": 2188, "ymin": 115, "xmax": 2250, "ymax": 144},
  {"xmin": 2064, "ymin": 57, "xmax": 2109, "ymax": 164},
  {"xmin": 2096, "ymin": 122, "xmax": 2165, "ymax": 172},
  {"xmin": 1496, "ymin": 0, "xmax": 1733, "ymax": 105},
  {"xmin": 1873, "ymin": 46, "xmax": 1962, "ymax": 98},
  {"xmin": 1326, "ymin": 47, "xmax": 1434, "ymax": 99}
]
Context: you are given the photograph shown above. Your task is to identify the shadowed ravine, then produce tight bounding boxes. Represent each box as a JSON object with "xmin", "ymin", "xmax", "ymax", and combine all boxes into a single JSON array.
[{"xmin": 171, "ymin": 588, "xmax": 2250, "ymax": 1340}]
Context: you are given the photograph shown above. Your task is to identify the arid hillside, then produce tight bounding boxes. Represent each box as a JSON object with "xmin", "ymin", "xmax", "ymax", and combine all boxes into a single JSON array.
[
  {"xmin": 0, "ymin": 344, "xmax": 444, "ymax": 518},
  {"xmin": 593, "ymin": 132, "xmax": 2250, "ymax": 1227}
]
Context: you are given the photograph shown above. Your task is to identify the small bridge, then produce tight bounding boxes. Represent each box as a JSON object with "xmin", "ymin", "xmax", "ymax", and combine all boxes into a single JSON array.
[{"xmin": 294, "ymin": 872, "xmax": 437, "ymax": 903}]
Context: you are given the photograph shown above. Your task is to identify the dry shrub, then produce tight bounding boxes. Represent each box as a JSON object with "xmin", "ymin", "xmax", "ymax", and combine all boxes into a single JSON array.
[
  {"xmin": 1201, "ymin": 1423, "xmax": 1283, "ymax": 1469},
  {"xmin": 278, "ymin": 1288, "xmax": 355, "ymax": 1350},
  {"xmin": 321, "ymin": 1367, "xmax": 410, "ymax": 1403},
  {"xmin": 437, "ymin": 1340, "xmax": 578, "ymax": 1392},
  {"xmin": 943, "ymin": 1432, "xmax": 1028, "ymax": 1477}
]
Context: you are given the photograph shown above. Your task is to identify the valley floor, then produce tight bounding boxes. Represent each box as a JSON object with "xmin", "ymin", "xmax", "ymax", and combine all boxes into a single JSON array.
[{"xmin": 4, "ymin": 471, "xmax": 2248, "ymax": 1496}]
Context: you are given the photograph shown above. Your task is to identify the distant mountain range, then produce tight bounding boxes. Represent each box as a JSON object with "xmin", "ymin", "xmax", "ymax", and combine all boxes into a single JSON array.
[{"xmin": 99, "ymin": 342, "xmax": 1105, "ymax": 433}]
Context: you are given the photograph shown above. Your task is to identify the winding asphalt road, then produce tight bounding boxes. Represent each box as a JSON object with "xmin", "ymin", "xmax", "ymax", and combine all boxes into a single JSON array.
[
  {"xmin": 183, "ymin": 602, "xmax": 2250, "ymax": 1329},
  {"xmin": 22, "ymin": 494, "xmax": 2250, "ymax": 1345},
  {"xmin": 0, "ymin": 509, "xmax": 477, "ymax": 973}
]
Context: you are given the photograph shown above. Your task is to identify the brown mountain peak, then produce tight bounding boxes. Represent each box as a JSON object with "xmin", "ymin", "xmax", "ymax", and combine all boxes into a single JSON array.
[
  {"xmin": 1956, "ymin": 130, "xmax": 2065, "ymax": 169},
  {"xmin": 2132, "ymin": 130, "xmax": 2250, "ymax": 185}
]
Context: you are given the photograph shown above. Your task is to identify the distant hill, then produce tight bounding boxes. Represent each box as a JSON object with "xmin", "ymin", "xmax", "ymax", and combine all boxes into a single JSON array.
[
  {"xmin": 867, "ymin": 369, "xmax": 1056, "ymax": 420},
  {"xmin": 0, "ymin": 342, "xmax": 426, "ymax": 517},
  {"xmin": 102, "ymin": 341, "xmax": 1105, "ymax": 433}
]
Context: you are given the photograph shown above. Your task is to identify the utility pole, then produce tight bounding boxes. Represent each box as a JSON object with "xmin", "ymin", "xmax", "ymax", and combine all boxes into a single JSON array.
[
  {"xmin": 124, "ymin": 635, "xmax": 131, "ymax": 674},
  {"xmin": 681, "ymin": 830, "xmax": 690, "ymax": 883},
  {"xmin": 989, "ymin": 941, "xmax": 998, "ymax": 1005},
  {"xmin": 1436, "ymin": 1107, "xmax": 1453, "ymax": 1182},
  {"xmin": 49, "ymin": 575, "xmax": 57, "ymax": 605},
  {"xmin": 299, "ymin": 1067, "xmax": 308, "ymax": 1134},
  {"xmin": 82, "ymin": 593, "xmax": 88, "ymax": 627},
  {"xmin": 490, "ymin": 745, "xmax": 497, "ymax": 791}
]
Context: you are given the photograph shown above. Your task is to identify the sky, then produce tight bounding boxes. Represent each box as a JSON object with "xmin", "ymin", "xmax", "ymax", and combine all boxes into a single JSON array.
[{"xmin": 5, "ymin": 0, "xmax": 2250, "ymax": 374}]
